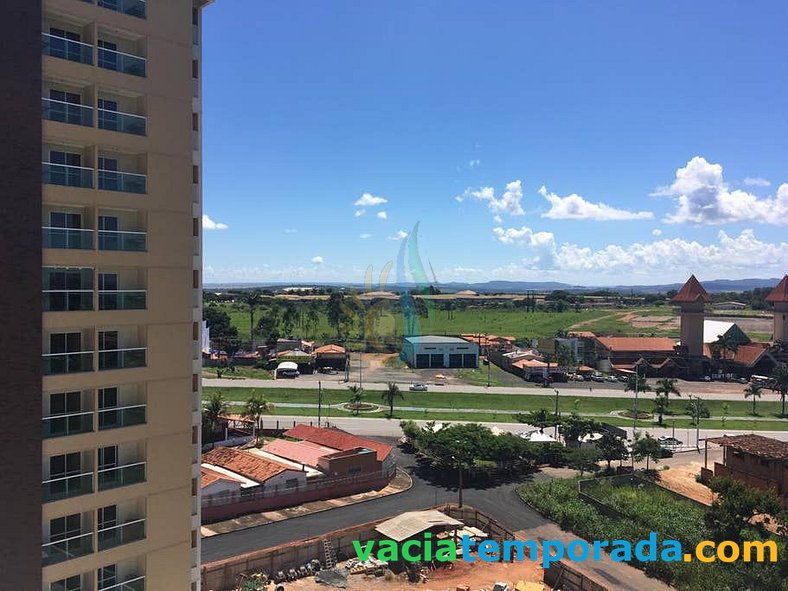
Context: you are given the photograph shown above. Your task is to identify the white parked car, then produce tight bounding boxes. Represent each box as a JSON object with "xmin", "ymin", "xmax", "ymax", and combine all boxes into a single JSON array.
[{"xmin": 409, "ymin": 383, "xmax": 428, "ymax": 392}]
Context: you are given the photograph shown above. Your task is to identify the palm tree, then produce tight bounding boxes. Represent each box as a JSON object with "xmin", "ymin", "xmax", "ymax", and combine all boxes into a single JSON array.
[
  {"xmin": 625, "ymin": 373, "xmax": 651, "ymax": 394},
  {"xmin": 203, "ymin": 392, "xmax": 229, "ymax": 448},
  {"xmin": 655, "ymin": 377, "xmax": 681, "ymax": 408},
  {"xmin": 653, "ymin": 394, "xmax": 670, "ymax": 426},
  {"xmin": 241, "ymin": 291, "xmax": 264, "ymax": 343},
  {"xmin": 744, "ymin": 383, "xmax": 763, "ymax": 416},
  {"xmin": 381, "ymin": 382, "xmax": 404, "ymax": 418},
  {"xmin": 348, "ymin": 385, "xmax": 364, "ymax": 416},
  {"xmin": 769, "ymin": 363, "xmax": 788, "ymax": 418},
  {"xmin": 242, "ymin": 391, "xmax": 273, "ymax": 442},
  {"xmin": 307, "ymin": 302, "xmax": 321, "ymax": 339}
]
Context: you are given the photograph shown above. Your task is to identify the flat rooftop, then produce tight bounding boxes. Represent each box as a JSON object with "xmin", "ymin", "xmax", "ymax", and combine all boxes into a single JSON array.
[{"xmin": 404, "ymin": 335, "xmax": 474, "ymax": 344}]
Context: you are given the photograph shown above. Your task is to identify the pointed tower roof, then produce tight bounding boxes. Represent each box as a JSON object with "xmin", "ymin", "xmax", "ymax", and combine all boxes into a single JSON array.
[
  {"xmin": 765, "ymin": 275, "xmax": 788, "ymax": 303},
  {"xmin": 671, "ymin": 275, "xmax": 711, "ymax": 303}
]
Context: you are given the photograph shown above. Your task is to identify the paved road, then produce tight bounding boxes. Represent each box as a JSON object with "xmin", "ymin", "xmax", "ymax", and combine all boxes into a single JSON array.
[
  {"xmin": 205, "ymin": 377, "xmax": 760, "ymax": 402},
  {"xmin": 201, "ymin": 441, "xmax": 550, "ymax": 563}
]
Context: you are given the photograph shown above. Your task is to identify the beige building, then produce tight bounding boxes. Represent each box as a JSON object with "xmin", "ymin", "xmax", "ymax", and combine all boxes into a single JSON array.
[{"xmin": 32, "ymin": 0, "xmax": 211, "ymax": 589}]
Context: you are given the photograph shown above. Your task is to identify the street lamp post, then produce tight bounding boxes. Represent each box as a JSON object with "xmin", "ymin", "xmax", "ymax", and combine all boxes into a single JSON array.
[{"xmin": 554, "ymin": 388, "xmax": 560, "ymax": 438}]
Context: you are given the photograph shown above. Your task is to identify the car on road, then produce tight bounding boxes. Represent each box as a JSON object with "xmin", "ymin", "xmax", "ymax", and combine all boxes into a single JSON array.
[
  {"xmin": 605, "ymin": 375, "xmax": 617, "ymax": 383},
  {"xmin": 409, "ymin": 383, "xmax": 428, "ymax": 391},
  {"xmin": 703, "ymin": 375, "xmax": 712, "ymax": 382},
  {"xmin": 658, "ymin": 436, "xmax": 683, "ymax": 451}
]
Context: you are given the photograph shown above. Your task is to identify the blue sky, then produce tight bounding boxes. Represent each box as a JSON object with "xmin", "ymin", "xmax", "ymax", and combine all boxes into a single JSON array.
[{"xmin": 201, "ymin": 1, "xmax": 788, "ymax": 286}]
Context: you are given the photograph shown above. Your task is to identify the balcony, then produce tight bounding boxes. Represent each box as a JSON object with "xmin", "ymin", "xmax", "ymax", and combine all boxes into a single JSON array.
[
  {"xmin": 42, "ymin": 98, "xmax": 93, "ymax": 127},
  {"xmin": 97, "ymin": 518, "xmax": 145, "ymax": 551},
  {"xmin": 43, "ymin": 351, "xmax": 94, "ymax": 375},
  {"xmin": 98, "ymin": 0, "xmax": 146, "ymax": 19},
  {"xmin": 98, "ymin": 169, "xmax": 147, "ymax": 194},
  {"xmin": 100, "ymin": 576, "xmax": 146, "ymax": 591},
  {"xmin": 42, "ymin": 531, "xmax": 93, "ymax": 566},
  {"xmin": 43, "ymin": 290, "xmax": 93, "ymax": 312},
  {"xmin": 98, "ymin": 108, "xmax": 146, "ymax": 136},
  {"xmin": 99, "ymin": 290, "xmax": 146, "ymax": 310},
  {"xmin": 43, "ymin": 411, "xmax": 94, "ymax": 439},
  {"xmin": 99, "ymin": 347, "xmax": 146, "ymax": 371},
  {"xmin": 98, "ymin": 46, "xmax": 146, "ymax": 77},
  {"xmin": 42, "ymin": 472, "xmax": 93, "ymax": 503},
  {"xmin": 98, "ymin": 230, "xmax": 147, "ymax": 252},
  {"xmin": 98, "ymin": 461, "xmax": 146, "ymax": 491},
  {"xmin": 43, "ymin": 227, "xmax": 93, "ymax": 250},
  {"xmin": 42, "ymin": 33, "xmax": 93, "ymax": 65},
  {"xmin": 43, "ymin": 162, "xmax": 94, "ymax": 188},
  {"xmin": 99, "ymin": 404, "xmax": 146, "ymax": 430}
]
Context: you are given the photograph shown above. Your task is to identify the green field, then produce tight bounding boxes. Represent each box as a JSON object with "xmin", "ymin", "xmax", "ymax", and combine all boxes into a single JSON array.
[{"xmin": 211, "ymin": 301, "xmax": 653, "ymax": 343}]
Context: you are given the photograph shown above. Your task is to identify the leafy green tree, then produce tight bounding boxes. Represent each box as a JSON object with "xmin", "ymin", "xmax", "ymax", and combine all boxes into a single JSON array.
[
  {"xmin": 242, "ymin": 392, "xmax": 273, "ymax": 441},
  {"xmin": 204, "ymin": 304, "xmax": 238, "ymax": 343},
  {"xmin": 381, "ymin": 382, "xmax": 404, "ymax": 417},
  {"xmin": 281, "ymin": 303, "xmax": 299, "ymax": 337},
  {"xmin": 744, "ymin": 383, "xmax": 763, "ymax": 416},
  {"xmin": 326, "ymin": 291, "xmax": 353, "ymax": 339},
  {"xmin": 306, "ymin": 302, "xmax": 321, "ymax": 339},
  {"xmin": 721, "ymin": 402, "xmax": 730, "ymax": 428},
  {"xmin": 256, "ymin": 314, "xmax": 280, "ymax": 344},
  {"xmin": 625, "ymin": 373, "xmax": 651, "ymax": 394},
  {"xmin": 240, "ymin": 291, "xmax": 264, "ymax": 341},
  {"xmin": 558, "ymin": 414, "xmax": 599, "ymax": 447},
  {"xmin": 706, "ymin": 476, "xmax": 783, "ymax": 542},
  {"xmin": 631, "ymin": 432, "xmax": 662, "ymax": 471},
  {"xmin": 711, "ymin": 333, "xmax": 739, "ymax": 379},
  {"xmin": 516, "ymin": 408, "xmax": 560, "ymax": 431},
  {"xmin": 348, "ymin": 384, "xmax": 364, "ymax": 416},
  {"xmin": 685, "ymin": 397, "xmax": 710, "ymax": 425},
  {"xmin": 597, "ymin": 432, "xmax": 628, "ymax": 471},
  {"xmin": 655, "ymin": 377, "xmax": 681, "ymax": 407},
  {"xmin": 203, "ymin": 392, "xmax": 229, "ymax": 448},
  {"xmin": 769, "ymin": 363, "xmax": 788, "ymax": 417},
  {"xmin": 399, "ymin": 419, "xmax": 422, "ymax": 443},
  {"xmin": 567, "ymin": 447, "xmax": 601, "ymax": 476}
]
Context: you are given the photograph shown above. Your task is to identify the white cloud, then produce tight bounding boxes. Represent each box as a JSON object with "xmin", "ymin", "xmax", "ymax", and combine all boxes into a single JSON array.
[
  {"xmin": 388, "ymin": 230, "xmax": 409, "ymax": 240},
  {"xmin": 311, "ymin": 256, "xmax": 324, "ymax": 265},
  {"xmin": 652, "ymin": 228, "xmax": 662, "ymax": 236},
  {"xmin": 460, "ymin": 180, "xmax": 525, "ymax": 216},
  {"xmin": 654, "ymin": 156, "xmax": 788, "ymax": 225},
  {"xmin": 377, "ymin": 211, "xmax": 388, "ymax": 219},
  {"xmin": 284, "ymin": 228, "xmax": 297, "ymax": 234},
  {"xmin": 354, "ymin": 193, "xmax": 388, "ymax": 207},
  {"xmin": 493, "ymin": 225, "xmax": 788, "ymax": 276},
  {"xmin": 202, "ymin": 214, "xmax": 228, "ymax": 230},
  {"xmin": 359, "ymin": 233, "xmax": 372, "ymax": 239},
  {"xmin": 354, "ymin": 209, "xmax": 365, "ymax": 217},
  {"xmin": 538, "ymin": 185, "xmax": 653, "ymax": 221},
  {"xmin": 744, "ymin": 177, "xmax": 770, "ymax": 187},
  {"xmin": 468, "ymin": 159, "xmax": 481, "ymax": 168},
  {"xmin": 493, "ymin": 215, "xmax": 503, "ymax": 224}
]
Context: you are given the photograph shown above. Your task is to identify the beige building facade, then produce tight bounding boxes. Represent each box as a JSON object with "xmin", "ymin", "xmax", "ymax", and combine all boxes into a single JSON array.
[{"xmin": 36, "ymin": 0, "xmax": 210, "ymax": 589}]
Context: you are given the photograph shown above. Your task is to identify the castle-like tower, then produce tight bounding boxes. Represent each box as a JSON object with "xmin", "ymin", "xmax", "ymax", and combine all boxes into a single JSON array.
[
  {"xmin": 672, "ymin": 275, "xmax": 711, "ymax": 357},
  {"xmin": 766, "ymin": 275, "xmax": 788, "ymax": 343}
]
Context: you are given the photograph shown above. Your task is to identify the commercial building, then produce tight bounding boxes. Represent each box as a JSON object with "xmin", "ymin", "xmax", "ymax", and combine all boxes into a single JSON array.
[
  {"xmin": 402, "ymin": 335, "xmax": 480, "ymax": 368},
  {"xmin": 1, "ymin": 0, "xmax": 212, "ymax": 588}
]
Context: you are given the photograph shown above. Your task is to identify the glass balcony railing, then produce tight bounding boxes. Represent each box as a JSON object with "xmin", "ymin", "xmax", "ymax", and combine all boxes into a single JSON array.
[
  {"xmin": 99, "ymin": 290, "xmax": 146, "ymax": 310},
  {"xmin": 43, "ymin": 290, "xmax": 94, "ymax": 312},
  {"xmin": 42, "ymin": 98, "xmax": 93, "ymax": 127},
  {"xmin": 99, "ymin": 404, "xmax": 146, "ymax": 430},
  {"xmin": 98, "ymin": 461, "xmax": 146, "ymax": 491},
  {"xmin": 98, "ymin": 169, "xmax": 147, "ymax": 194},
  {"xmin": 42, "ymin": 531, "xmax": 93, "ymax": 566},
  {"xmin": 42, "ymin": 33, "xmax": 93, "ymax": 65},
  {"xmin": 43, "ymin": 351, "xmax": 94, "ymax": 375},
  {"xmin": 97, "ymin": 518, "xmax": 145, "ymax": 551},
  {"xmin": 98, "ymin": 347, "xmax": 146, "ymax": 370},
  {"xmin": 43, "ymin": 162, "xmax": 94, "ymax": 188},
  {"xmin": 98, "ymin": 0, "xmax": 146, "ymax": 19},
  {"xmin": 42, "ymin": 472, "xmax": 93, "ymax": 503},
  {"xmin": 98, "ymin": 108, "xmax": 147, "ymax": 136},
  {"xmin": 98, "ymin": 46, "xmax": 146, "ymax": 77},
  {"xmin": 99, "ymin": 575, "xmax": 146, "ymax": 591},
  {"xmin": 98, "ymin": 230, "xmax": 147, "ymax": 252},
  {"xmin": 43, "ymin": 411, "xmax": 94, "ymax": 439},
  {"xmin": 42, "ymin": 226, "xmax": 94, "ymax": 249}
]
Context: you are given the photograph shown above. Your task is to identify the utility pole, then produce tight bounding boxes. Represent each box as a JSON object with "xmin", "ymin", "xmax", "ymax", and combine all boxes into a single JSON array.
[
  {"xmin": 632, "ymin": 365, "xmax": 640, "ymax": 435},
  {"xmin": 554, "ymin": 388, "xmax": 560, "ymax": 439},
  {"xmin": 317, "ymin": 381, "xmax": 322, "ymax": 427},
  {"xmin": 486, "ymin": 333, "xmax": 491, "ymax": 387}
]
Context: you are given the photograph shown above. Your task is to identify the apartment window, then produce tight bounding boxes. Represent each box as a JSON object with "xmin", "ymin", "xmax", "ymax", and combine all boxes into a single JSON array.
[
  {"xmin": 192, "ymin": 8, "xmax": 199, "ymax": 25},
  {"xmin": 50, "ymin": 574, "xmax": 82, "ymax": 591},
  {"xmin": 49, "ymin": 90, "xmax": 83, "ymax": 125},
  {"xmin": 193, "ymin": 270, "xmax": 199, "ymax": 289},
  {"xmin": 98, "ymin": 98, "xmax": 119, "ymax": 129},
  {"xmin": 99, "ymin": 330, "xmax": 119, "ymax": 351},
  {"xmin": 98, "ymin": 445, "xmax": 118, "ymax": 471},
  {"xmin": 192, "ymin": 113, "xmax": 199, "ymax": 131},
  {"xmin": 99, "ymin": 272, "xmax": 118, "ymax": 291},
  {"xmin": 50, "ymin": 391, "xmax": 81, "ymax": 416},
  {"xmin": 50, "ymin": 150, "xmax": 82, "ymax": 167},
  {"xmin": 192, "ymin": 165, "xmax": 199, "ymax": 184},
  {"xmin": 98, "ymin": 387, "xmax": 119, "ymax": 429},
  {"xmin": 97, "ymin": 40, "xmax": 119, "ymax": 71},
  {"xmin": 192, "ymin": 59, "xmax": 199, "ymax": 79},
  {"xmin": 97, "ymin": 505, "xmax": 117, "ymax": 530},
  {"xmin": 192, "ymin": 374, "xmax": 199, "ymax": 392},
  {"xmin": 50, "ymin": 452, "xmax": 81, "ymax": 479},
  {"xmin": 50, "ymin": 513, "xmax": 82, "ymax": 543},
  {"xmin": 98, "ymin": 216, "xmax": 120, "ymax": 250},
  {"xmin": 50, "ymin": 332, "xmax": 82, "ymax": 354},
  {"xmin": 50, "ymin": 211, "xmax": 82, "ymax": 229},
  {"xmin": 98, "ymin": 564, "xmax": 117, "ymax": 590},
  {"xmin": 193, "ymin": 217, "xmax": 199, "ymax": 237},
  {"xmin": 48, "ymin": 28, "xmax": 83, "ymax": 62}
]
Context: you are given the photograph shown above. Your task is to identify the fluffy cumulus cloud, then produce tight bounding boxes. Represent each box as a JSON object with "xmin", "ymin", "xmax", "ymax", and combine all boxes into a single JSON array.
[
  {"xmin": 388, "ymin": 230, "xmax": 409, "ymax": 240},
  {"xmin": 652, "ymin": 228, "xmax": 662, "ymax": 236},
  {"xmin": 744, "ymin": 177, "xmax": 770, "ymax": 187},
  {"xmin": 377, "ymin": 211, "xmax": 388, "ymax": 219},
  {"xmin": 359, "ymin": 233, "xmax": 372, "ymax": 239},
  {"xmin": 354, "ymin": 209, "xmax": 365, "ymax": 217},
  {"xmin": 468, "ymin": 159, "xmax": 481, "ymax": 168},
  {"xmin": 492, "ymin": 225, "xmax": 788, "ymax": 276},
  {"xmin": 538, "ymin": 186, "xmax": 653, "ymax": 221},
  {"xmin": 311, "ymin": 256, "xmax": 324, "ymax": 265},
  {"xmin": 458, "ymin": 180, "xmax": 525, "ymax": 216},
  {"xmin": 653, "ymin": 156, "xmax": 788, "ymax": 225},
  {"xmin": 202, "ymin": 214, "xmax": 228, "ymax": 230},
  {"xmin": 354, "ymin": 192, "xmax": 388, "ymax": 207}
]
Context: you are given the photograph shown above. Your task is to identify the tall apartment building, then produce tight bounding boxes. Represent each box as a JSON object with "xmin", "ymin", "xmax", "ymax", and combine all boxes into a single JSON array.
[{"xmin": 1, "ymin": 0, "xmax": 211, "ymax": 589}]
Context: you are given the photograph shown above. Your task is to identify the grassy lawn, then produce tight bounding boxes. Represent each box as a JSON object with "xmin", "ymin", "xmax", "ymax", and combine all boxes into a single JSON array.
[
  {"xmin": 204, "ymin": 386, "xmax": 788, "ymax": 428},
  {"xmin": 202, "ymin": 366, "xmax": 273, "ymax": 380}
]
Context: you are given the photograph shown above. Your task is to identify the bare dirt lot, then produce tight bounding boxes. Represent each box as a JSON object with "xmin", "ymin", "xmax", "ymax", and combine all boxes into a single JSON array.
[
  {"xmin": 287, "ymin": 559, "xmax": 546, "ymax": 591},
  {"xmin": 654, "ymin": 461, "xmax": 714, "ymax": 505}
]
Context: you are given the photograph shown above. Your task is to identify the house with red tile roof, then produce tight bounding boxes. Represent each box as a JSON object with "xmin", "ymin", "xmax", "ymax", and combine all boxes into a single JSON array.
[
  {"xmin": 284, "ymin": 424, "xmax": 395, "ymax": 470},
  {"xmin": 261, "ymin": 439, "xmax": 338, "ymax": 469},
  {"xmin": 202, "ymin": 446, "xmax": 307, "ymax": 490}
]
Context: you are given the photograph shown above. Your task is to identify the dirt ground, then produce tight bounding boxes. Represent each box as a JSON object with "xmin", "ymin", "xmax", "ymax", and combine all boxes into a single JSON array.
[
  {"xmin": 286, "ymin": 559, "xmax": 547, "ymax": 591},
  {"xmin": 653, "ymin": 461, "xmax": 714, "ymax": 505}
]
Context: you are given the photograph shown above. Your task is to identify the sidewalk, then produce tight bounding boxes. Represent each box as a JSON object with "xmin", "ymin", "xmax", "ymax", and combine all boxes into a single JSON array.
[{"xmin": 201, "ymin": 469, "xmax": 412, "ymax": 537}]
